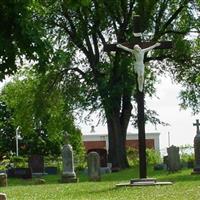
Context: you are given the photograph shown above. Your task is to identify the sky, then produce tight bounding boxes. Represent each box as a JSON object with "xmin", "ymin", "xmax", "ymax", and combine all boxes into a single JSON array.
[{"xmin": 77, "ymin": 76, "xmax": 200, "ymax": 150}]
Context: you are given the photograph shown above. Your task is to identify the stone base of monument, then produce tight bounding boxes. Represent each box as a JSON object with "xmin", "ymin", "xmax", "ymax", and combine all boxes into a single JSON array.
[
  {"xmin": 0, "ymin": 193, "xmax": 7, "ymax": 200},
  {"xmin": 61, "ymin": 175, "xmax": 78, "ymax": 183},
  {"xmin": 0, "ymin": 173, "xmax": 7, "ymax": 187},
  {"xmin": 116, "ymin": 178, "xmax": 172, "ymax": 187},
  {"xmin": 191, "ymin": 168, "xmax": 200, "ymax": 175},
  {"xmin": 32, "ymin": 172, "xmax": 48, "ymax": 178}
]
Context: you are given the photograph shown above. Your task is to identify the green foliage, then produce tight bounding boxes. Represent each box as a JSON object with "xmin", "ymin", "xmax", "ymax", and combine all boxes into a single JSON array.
[
  {"xmin": 0, "ymin": 67, "xmax": 84, "ymax": 157},
  {"xmin": 126, "ymin": 147, "xmax": 139, "ymax": 166},
  {"xmin": 10, "ymin": 156, "xmax": 27, "ymax": 168},
  {"xmin": 127, "ymin": 147, "xmax": 161, "ymax": 166},
  {"xmin": 0, "ymin": 157, "xmax": 10, "ymax": 171},
  {"xmin": 0, "ymin": 101, "xmax": 15, "ymax": 157},
  {"xmin": 0, "ymin": 0, "xmax": 52, "ymax": 80},
  {"xmin": 146, "ymin": 148, "xmax": 161, "ymax": 165},
  {"xmin": 179, "ymin": 144, "xmax": 194, "ymax": 164},
  {"xmin": 177, "ymin": 37, "xmax": 200, "ymax": 114}
]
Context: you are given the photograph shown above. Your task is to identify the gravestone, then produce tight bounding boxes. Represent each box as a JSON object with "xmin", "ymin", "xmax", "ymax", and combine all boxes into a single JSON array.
[
  {"xmin": 45, "ymin": 167, "xmax": 57, "ymax": 175},
  {"xmin": 61, "ymin": 132, "xmax": 78, "ymax": 183},
  {"xmin": 28, "ymin": 155, "xmax": 44, "ymax": 174},
  {"xmin": 163, "ymin": 155, "xmax": 168, "ymax": 169},
  {"xmin": 0, "ymin": 193, "xmax": 7, "ymax": 200},
  {"xmin": 167, "ymin": 145, "xmax": 181, "ymax": 172},
  {"xmin": 87, "ymin": 152, "xmax": 101, "ymax": 181},
  {"xmin": 14, "ymin": 168, "xmax": 32, "ymax": 179},
  {"xmin": 87, "ymin": 149, "xmax": 107, "ymax": 167},
  {"xmin": 192, "ymin": 119, "xmax": 200, "ymax": 174},
  {"xmin": 0, "ymin": 173, "xmax": 7, "ymax": 187}
]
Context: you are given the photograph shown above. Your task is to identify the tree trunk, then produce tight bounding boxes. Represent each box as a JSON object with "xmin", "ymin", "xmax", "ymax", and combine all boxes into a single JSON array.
[{"xmin": 106, "ymin": 107, "xmax": 131, "ymax": 169}]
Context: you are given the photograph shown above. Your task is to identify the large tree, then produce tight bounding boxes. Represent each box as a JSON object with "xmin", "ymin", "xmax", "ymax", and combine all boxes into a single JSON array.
[
  {"xmin": 27, "ymin": 0, "xmax": 198, "ymax": 169},
  {"xmin": 1, "ymin": 0, "xmax": 199, "ymax": 169}
]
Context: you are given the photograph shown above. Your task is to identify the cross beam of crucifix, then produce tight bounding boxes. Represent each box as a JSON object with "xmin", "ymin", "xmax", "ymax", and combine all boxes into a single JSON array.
[
  {"xmin": 104, "ymin": 15, "xmax": 173, "ymax": 179},
  {"xmin": 104, "ymin": 41, "xmax": 172, "ymax": 52}
]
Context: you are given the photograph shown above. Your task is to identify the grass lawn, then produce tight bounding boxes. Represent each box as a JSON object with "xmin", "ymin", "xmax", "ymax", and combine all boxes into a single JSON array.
[{"xmin": 1, "ymin": 166, "xmax": 200, "ymax": 200}]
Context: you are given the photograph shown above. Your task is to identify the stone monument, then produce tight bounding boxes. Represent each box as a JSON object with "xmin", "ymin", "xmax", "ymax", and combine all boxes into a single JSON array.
[
  {"xmin": 0, "ymin": 193, "xmax": 7, "ymax": 200},
  {"xmin": 28, "ymin": 155, "xmax": 44, "ymax": 174},
  {"xmin": 61, "ymin": 132, "xmax": 78, "ymax": 183},
  {"xmin": 192, "ymin": 119, "xmax": 200, "ymax": 174},
  {"xmin": 87, "ymin": 151, "xmax": 101, "ymax": 181},
  {"xmin": 167, "ymin": 145, "xmax": 181, "ymax": 172},
  {"xmin": 0, "ymin": 173, "xmax": 7, "ymax": 187}
]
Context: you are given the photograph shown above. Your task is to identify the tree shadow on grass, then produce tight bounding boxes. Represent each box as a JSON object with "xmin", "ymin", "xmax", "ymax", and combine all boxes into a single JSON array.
[{"xmin": 7, "ymin": 168, "xmax": 199, "ymax": 187}]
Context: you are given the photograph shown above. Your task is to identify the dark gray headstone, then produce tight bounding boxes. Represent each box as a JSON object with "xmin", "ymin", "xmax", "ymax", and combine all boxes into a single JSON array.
[
  {"xmin": 14, "ymin": 168, "xmax": 32, "ymax": 179},
  {"xmin": 167, "ymin": 145, "xmax": 181, "ymax": 172},
  {"xmin": 192, "ymin": 119, "xmax": 200, "ymax": 174},
  {"xmin": 28, "ymin": 155, "xmax": 44, "ymax": 173}
]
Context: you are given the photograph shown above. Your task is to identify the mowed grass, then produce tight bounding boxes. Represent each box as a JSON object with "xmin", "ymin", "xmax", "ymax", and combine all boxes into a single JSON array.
[{"xmin": 1, "ymin": 166, "xmax": 200, "ymax": 200}]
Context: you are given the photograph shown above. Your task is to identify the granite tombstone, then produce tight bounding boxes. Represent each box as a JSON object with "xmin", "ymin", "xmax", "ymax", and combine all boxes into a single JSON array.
[
  {"xmin": 167, "ymin": 145, "xmax": 181, "ymax": 172},
  {"xmin": 87, "ymin": 151, "xmax": 101, "ymax": 181},
  {"xmin": 28, "ymin": 155, "xmax": 44, "ymax": 174},
  {"xmin": 61, "ymin": 132, "xmax": 78, "ymax": 183},
  {"xmin": 192, "ymin": 119, "xmax": 200, "ymax": 174}
]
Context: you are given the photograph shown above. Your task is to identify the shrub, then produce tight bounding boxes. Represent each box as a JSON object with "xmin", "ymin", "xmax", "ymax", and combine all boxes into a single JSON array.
[
  {"xmin": 127, "ymin": 147, "xmax": 161, "ymax": 167},
  {"xmin": 0, "ymin": 157, "xmax": 10, "ymax": 171},
  {"xmin": 146, "ymin": 149, "xmax": 161, "ymax": 165},
  {"xmin": 10, "ymin": 156, "xmax": 27, "ymax": 168},
  {"xmin": 179, "ymin": 145, "xmax": 194, "ymax": 168},
  {"xmin": 127, "ymin": 147, "xmax": 139, "ymax": 167}
]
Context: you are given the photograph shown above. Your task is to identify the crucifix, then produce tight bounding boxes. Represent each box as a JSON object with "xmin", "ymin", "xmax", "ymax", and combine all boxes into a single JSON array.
[
  {"xmin": 104, "ymin": 15, "xmax": 172, "ymax": 178},
  {"xmin": 193, "ymin": 119, "xmax": 200, "ymax": 134}
]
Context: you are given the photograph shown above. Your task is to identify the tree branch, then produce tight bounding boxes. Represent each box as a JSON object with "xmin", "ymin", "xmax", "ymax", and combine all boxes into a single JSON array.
[
  {"xmin": 60, "ymin": 5, "xmax": 93, "ymax": 58},
  {"xmin": 70, "ymin": 67, "xmax": 86, "ymax": 77},
  {"xmin": 154, "ymin": 0, "xmax": 169, "ymax": 35},
  {"xmin": 164, "ymin": 30, "xmax": 200, "ymax": 34},
  {"xmin": 145, "ymin": 55, "xmax": 173, "ymax": 62},
  {"xmin": 160, "ymin": 2, "xmax": 188, "ymax": 33}
]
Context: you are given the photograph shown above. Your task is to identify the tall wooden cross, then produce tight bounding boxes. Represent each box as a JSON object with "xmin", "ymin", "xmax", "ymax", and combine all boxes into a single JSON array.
[
  {"xmin": 104, "ymin": 15, "xmax": 173, "ymax": 178},
  {"xmin": 193, "ymin": 119, "xmax": 200, "ymax": 134}
]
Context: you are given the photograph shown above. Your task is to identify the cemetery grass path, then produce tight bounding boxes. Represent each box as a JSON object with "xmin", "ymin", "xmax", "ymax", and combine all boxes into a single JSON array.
[{"xmin": 1, "ymin": 167, "xmax": 200, "ymax": 200}]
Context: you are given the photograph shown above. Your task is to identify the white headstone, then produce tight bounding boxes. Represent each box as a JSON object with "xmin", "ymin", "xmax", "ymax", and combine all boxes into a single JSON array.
[{"xmin": 61, "ymin": 132, "xmax": 78, "ymax": 183}]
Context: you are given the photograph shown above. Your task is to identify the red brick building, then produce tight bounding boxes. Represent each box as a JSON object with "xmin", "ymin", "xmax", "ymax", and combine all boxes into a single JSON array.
[{"xmin": 82, "ymin": 132, "xmax": 160, "ymax": 152}]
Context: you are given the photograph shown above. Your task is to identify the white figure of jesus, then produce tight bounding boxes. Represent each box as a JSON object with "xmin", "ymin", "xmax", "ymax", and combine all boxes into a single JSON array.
[{"xmin": 117, "ymin": 42, "xmax": 160, "ymax": 92}]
